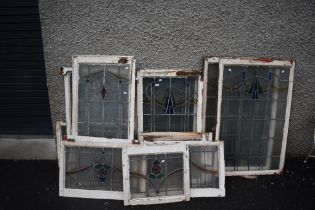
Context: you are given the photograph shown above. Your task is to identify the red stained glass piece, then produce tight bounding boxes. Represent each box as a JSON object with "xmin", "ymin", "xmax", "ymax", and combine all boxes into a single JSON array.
[{"xmin": 101, "ymin": 86, "xmax": 107, "ymax": 98}]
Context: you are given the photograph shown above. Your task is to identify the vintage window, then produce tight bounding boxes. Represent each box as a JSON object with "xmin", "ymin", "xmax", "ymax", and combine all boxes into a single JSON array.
[
  {"xmin": 137, "ymin": 69, "xmax": 203, "ymax": 141},
  {"xmin": 57, "ymin": 122, "xmax": 225, "ymax": 203},
  {"xmin": 189, "ymin": 141, "xmax": 225, "ymax": 197},
  {"xmin": 67, "ymin": 55, "xmax": 136, "ymax": 142},
  {"xmin": 57, "ymin": 121, "xmax": 124, "ymax": 199},
  {"xmin": 123, "ymin": 144, "xmax": 190, "ymax": 205},
  {"xmin": 204, "ymin": 57, "xmax": 295, "ymax": 175}
]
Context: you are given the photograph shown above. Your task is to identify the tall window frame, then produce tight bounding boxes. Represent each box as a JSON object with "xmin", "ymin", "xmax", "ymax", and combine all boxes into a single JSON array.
[
  {"xmin": 67, "ymin": 55, "xmax": 136, "ymax": 143},
  {"xmin": 203, "ymin": 57, "xmax": 295, "ymax": 176},
  {"xmin": 137, "ymin": 69, "xmax": 204, "ymax": 141}
]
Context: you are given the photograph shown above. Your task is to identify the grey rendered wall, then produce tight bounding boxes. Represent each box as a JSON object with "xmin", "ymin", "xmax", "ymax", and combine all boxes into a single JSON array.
[{"xmin": 39, "ymin": 0, "xmax": 314, "ymax": 155}]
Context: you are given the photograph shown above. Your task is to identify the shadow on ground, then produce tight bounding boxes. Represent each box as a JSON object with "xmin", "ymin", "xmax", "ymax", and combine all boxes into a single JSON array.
[{"xmin": 0, "ymin": 158, "xmax": 314, "ymax": 210}]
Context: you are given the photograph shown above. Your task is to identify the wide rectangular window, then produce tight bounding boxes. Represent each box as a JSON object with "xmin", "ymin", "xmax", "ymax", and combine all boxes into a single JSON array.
[
  {"xmin": 65, "ymin": 147, "xmax": 123, "ymax": 191},
  {"xmin": 57, "ymin": 122, "xmax": 225, "ymax": 203},
  {"xmin": 57, "ymin": 122, "xmax": 124, "ymax": 200},
  {"xmin": 123, "ymin": 144, "xmax": 190, "ymax": 205}
]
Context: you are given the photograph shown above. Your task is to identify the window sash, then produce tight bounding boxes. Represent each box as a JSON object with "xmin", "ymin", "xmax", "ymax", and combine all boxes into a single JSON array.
[
  {"xmin": 69, "ymin": 55, "xmax": 135, "ymax": 142},
  {"xmin": 203, "ymin": 57, "xmax": 295, "ymax": 176},
  {"xmin": 137, "ymin": 69, "xmax": 204, "ymax": 142},
  {"xmin": 57, "ymin": 121, "xmax": 125, "ymax": 200}
]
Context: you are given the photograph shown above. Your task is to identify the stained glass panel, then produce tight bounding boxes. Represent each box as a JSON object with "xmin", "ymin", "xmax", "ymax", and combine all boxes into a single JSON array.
[
  {"xmin": 142, "ymin": 77, "xmax": 198, "ymax": 132},
  {"xmin": 77, "ymin": 64, "xmax": 130, "ymax": 139},
  {"xmin": 65, "ymin": 146, "xmax": 123, "ymax": 191},
  {"xmin": 129, "ymin": 153, "xmax": 184, "ymax": 199},
  {"xmin": 189, "ymin": 145, "xmax": 219, "ymax": 188},
  {"xmin": 218, "ymin": 65, "xmax": 291, "ymax": 171}
]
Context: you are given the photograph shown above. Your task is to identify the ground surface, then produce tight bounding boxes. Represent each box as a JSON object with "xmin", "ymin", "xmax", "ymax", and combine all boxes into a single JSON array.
[{"xmin": 0, "ymin": 158, "xmax": 314, "ymax": 210}]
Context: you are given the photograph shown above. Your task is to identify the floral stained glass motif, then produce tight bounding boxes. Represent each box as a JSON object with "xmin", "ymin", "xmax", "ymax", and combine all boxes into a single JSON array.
[
  {"xmin": 65, "ymin": 147, "xmax": 123, "ymax": 191},
  {"xmin": 93, "ymin": 150, "xmax": 113, "ymax": 183},
  {"xmin": 129, "ymin": 153, "xmax": 184, "ymax": 198}
]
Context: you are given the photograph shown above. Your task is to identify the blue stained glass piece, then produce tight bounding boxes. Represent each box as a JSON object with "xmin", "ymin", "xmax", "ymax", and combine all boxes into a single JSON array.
[
  {"xmin": 248, "ymin": 79, "xmax": 263, "ymax": 99},
  {"xmin": 241, "ymin": 71, "xmax": 246, "ymax": 80},
  {"xmin": 99, "ymin": 175, "xmax": 106, "ymax": 183},
  {"xmin": 268, "ymin": 71, "xmax": 272, "ymax": 80},
  {"xmin": 164, "ymin": 90, "xmax": 176, "ymax": 114}
]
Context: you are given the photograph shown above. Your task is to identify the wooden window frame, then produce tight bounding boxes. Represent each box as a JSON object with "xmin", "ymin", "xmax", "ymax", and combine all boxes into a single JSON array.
[
  {"xmin": 65, "ymin": 55, "xmax": 136, "ymax": 143},
  {"xmin": 123, "ymin": 144, "xmax": 190, "ymax": 205},
  {"xmin": 137, "ymin": 69, "xmax": 204, "ymax": 142},
  {"xmin": 187, "ymin": 141, "xmax": 225, "ymax": 198},
  {"xmin": 56, "ymin": 121, "xmax": 125, "ymax": 200},
  {"xmin": 57, "ymin": 122, "xmax": 225, "ymax": 204},
  {"xmin": 203, "ymin": 57, "xmax": 295, "ymax": 176}
]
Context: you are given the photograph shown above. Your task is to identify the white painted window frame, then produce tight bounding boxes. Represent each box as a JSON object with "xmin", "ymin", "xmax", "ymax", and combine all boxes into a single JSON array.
[
  {"xmin": 187, "ymin": 141, "xmax": 225, "ymax": 198},
  {"xmin": 56, "ymin": 121, "xmax": 125, "ymax": 200},
  {"xmin": 67, "ymin": 55, "xmax": 136, "ymax": 143},
  {"xmin": 137, "ymin": 69, "xmax": 204, "ymax": 141},
  {"xmin": 203, "ymin": 57, "xmax": 295, "ymax": 176},
  {"xmin": 57, "ymin": 123, "xmax": 225, "ymax": 203},
  {"xmin": 123, "ymin": 144, "xmax": 190, "ymax": 206}
]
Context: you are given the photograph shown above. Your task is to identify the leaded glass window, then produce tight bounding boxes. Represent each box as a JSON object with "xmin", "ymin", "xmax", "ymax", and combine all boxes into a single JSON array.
[
  {"xmin": 65, "ymin": 147, "xmax": 123, "ymax": 191},
  {"xmin": 205, "ymin": 63, "xmax": 219, "ymax": 135},
  {"xmin": 142, "ymin": 77, "xmax": 197, "ymax": 132},
  {"xmin": 138, "ymin": 70, "xmax": 203, "ymax": 141},
  {"xmin": 71, "ymin": 56, "xmax": 135, "ymax": 141},
  {"xmin": 188, "ymin": 141, "xmax": 225, "ymax": 197},
  {"xmin": 77, "ymin": 64, "xmax": 129, "ymax": 138},
  {"xmin": 190, "ymin": 145, "xmax": 219, "ymax": 189},
  {"xmin": 221, "ymin": 65, "xmax": 291, "ymax": 171},
  {"xmin": 129, "ymin": 153, "xmax": 184, "ymax": 198},
  {"xmin": 123, "ymin": 144, "xmax": 190, "ymax": 205},
  {"xmin": 204, "ymin": 57, "xmax": 294, "ymax": 175}
]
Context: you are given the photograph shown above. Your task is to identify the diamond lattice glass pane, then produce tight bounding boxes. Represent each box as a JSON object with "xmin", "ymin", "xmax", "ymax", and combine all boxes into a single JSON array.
[
  {"xmin": 142, "ymin": 77, "xmax": 198, "ymax": 132},
  {"xmin": 189, "ymin": 145, "xmax": 219, "ymax": 188},
  {"xmin": 65, "ymin": 146, "xmax": 123, "ymax": 191},
  {"xmin": 77, "ymin": 64, "xmax": 130, "ymax": 139},
  {"xmin": 129, "ymin": 153, "xmax": 184, "ymax": 199},
  {"xmin": 218, "ymin": 65, "xmax": 290, "ymax": 171}
]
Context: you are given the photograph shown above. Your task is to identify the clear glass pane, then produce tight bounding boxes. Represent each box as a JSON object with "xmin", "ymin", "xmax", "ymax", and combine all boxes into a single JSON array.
[
  {"xmin": 129, "ymin": 153, "xmax": 184, "ymax": 199},
  {"xmin": 142, "ymin": 76, "xmax": 198, "ymax": 132},
  {"xmin": 189, "ymin": 145, "xmax": 219, "ymax": 188},
  {"xmin": 206, "ymin": 64, "xmax": 219, "ymax": 135},
  {"xmin": 217, "ymin": 65, "xmax": 290, "ymax": 171},
  {"xmin": 65, "ymin": 146, "xmax": 123, "ymax": 191},
  {"xmin": 77, "ymin": 64, "xmax": 130, "ymax": 139}
]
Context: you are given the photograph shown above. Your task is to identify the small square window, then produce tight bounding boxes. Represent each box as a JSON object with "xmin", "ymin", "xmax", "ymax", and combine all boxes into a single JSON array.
[
  {"xmin": 137, "ymin": 69, "xmax": 203, "ymax": 141},
  {"xmin": 123, "ymin": 144, "xmax": 190, "ymax": 205}
]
